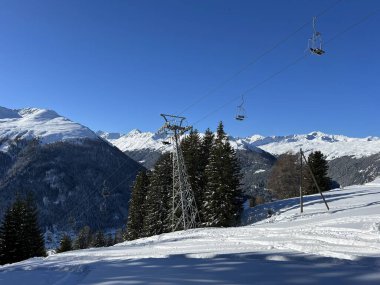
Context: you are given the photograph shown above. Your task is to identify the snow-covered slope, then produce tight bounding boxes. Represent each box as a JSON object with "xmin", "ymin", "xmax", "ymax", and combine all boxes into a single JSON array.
[
  {"xmin": 0, "ymin": 107, "xmax": 98, "ymax": 148},
  {"xmin": 1, "ymin": 180, "xmax": 380, "ymax": 284},
  {"xmin": 98, "ymin": 129, "xmax": 167, "ymax": 153}
]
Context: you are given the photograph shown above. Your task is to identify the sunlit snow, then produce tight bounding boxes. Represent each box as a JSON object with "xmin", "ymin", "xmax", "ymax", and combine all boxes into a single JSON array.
[{"xmin": 1, "ymin": 179, "xmax": 380, "ymax": 284}]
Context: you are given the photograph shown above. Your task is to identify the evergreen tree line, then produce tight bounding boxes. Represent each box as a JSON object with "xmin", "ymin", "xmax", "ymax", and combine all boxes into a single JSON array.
[
  {"xmin": 0, "ymin": 196, "xmax": 46, "ymax": 265},
  {"xmin": 57, "ymin": 226, "xmax": 125, "ymax": 253},
  {"xmin": 126, "ymin": 122, "xmax": 243, "ymax": 241},
  {"xmin": 267, "ymin": 151, "xmax": 333, "ymax": 200}
]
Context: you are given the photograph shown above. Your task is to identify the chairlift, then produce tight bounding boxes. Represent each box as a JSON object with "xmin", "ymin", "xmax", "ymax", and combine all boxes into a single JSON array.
[
  {"xmin": 235, "ymin": 95, "xmax": 246, "ymax": 121},
  {"xmin": 102, "ymin": 189, "xmax": 111, "ymax": 198},
  {"xmin": 308, "ymin": 17, "xmax": 325, "ymax": 56},
  {"xmin": 162, "ymin": 140, "xmax": 171, "ymax": 145}
]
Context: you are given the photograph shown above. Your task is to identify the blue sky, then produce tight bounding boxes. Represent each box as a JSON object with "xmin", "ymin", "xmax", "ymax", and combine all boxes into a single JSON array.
[{"xmin": 0, "ymin": 0, "xmax": 379, "ymax": 137}]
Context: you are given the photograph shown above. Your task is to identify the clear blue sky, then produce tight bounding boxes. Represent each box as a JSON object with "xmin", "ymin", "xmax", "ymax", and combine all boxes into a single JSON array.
[{"xmin": 1, "ymin": 0, "xmax": 379, "ymax": 137}]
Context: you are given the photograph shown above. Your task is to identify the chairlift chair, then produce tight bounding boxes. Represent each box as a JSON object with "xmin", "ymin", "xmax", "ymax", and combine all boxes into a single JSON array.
[
  {"xmin": 235, "ymin": 96, "xmax": 246, "ymax": 121},
  {"xmin": 308, "ymin": 17, "xmax": 325, "ymax": 56},
  {"xmin": 102, "ymin": 188, "xmax": 111, "ymax": 199}
]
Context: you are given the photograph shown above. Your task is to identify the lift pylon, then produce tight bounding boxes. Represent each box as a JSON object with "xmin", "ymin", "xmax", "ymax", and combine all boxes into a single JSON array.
[{"xmin": 160, "ymin": 114, "xmax": 199, "ymax": 231}]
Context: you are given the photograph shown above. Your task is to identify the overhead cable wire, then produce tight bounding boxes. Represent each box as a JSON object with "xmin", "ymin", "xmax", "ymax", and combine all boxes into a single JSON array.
[
  {"xmin": 176, "ymin": 0, "xmax": 343, "ymax": 116},
  {"xmin": 193, "ymin": 8, "xmax": 379, "ymax": 126}
]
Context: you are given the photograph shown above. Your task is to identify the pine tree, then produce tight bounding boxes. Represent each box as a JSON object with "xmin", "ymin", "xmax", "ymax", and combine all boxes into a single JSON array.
[
  {"xmin": 57, "ymin": 234, "xmax": 73, "ymax": 253},
  {"xmin": 142, "ymin": 153, "xmax": 172, "ymax": 236},
  {"xmin": 23, "ymin": 196, "xmax": 46, "ymax": 259},
  {"xmin": 0, "ymin": 197, "xmax": 46, "ymax": 265},
  {"xmin": 126, "ymin": 171, "xmax": 150, "ymax": 241},
  {"xmin": 106, "ymin": 233, "xmax": 114, "ymax": 247},
  {"xmin": 198, "ymin": 128, "xmax": 214, "ymax": 223},
  {"xmin": 0, "ymin": 203, "xmax": 22, "ymax": 265},
  {"xmin": 304, "ymin": 151, "xmax": 332, "ymax": 195},
  {"xmin": 181, "ymin": 129, "xmax": 203, "ymax": 211},
  {"xmin": 73, "ymin": 226, "xmax": 92, "ymax": 249},
  {"xmin": 91, "ymin": 231, "xmax": 106, "ymax": 248},
  {"xmin": 201, "ymin": 122, "xmax": 242, "ymax": 227}
]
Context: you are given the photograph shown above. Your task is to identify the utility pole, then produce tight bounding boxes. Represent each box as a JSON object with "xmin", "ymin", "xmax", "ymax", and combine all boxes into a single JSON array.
[
  {"xmin": 159, "ymin": 114, "xmax": 199, "ymax": 231},
  {"xmin": 299, "ymin": 148, "xmax": 304, "ymax": 213},
  {"xmin": 300, "ymin": 149, "xmax": 330, "ymax": 211}
]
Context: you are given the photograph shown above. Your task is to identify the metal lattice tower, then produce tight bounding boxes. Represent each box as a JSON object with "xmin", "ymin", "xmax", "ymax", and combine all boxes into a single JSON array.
[{"xmin": 159, "ymin": 114, "xmax": 199, "ymax": 231}]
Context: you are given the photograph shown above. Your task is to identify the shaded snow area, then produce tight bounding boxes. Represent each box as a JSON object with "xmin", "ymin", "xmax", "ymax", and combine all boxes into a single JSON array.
[
  {"xmin": 2, "ymin": 180, "xmax": 380, "ymax": 284},
  {"xmin": 100, "ymin": 129, "xmax": 380, "ymax": 160},
  {"xmin": 0, "ymin": 107, "xmax": 97, "ymax": 149}
]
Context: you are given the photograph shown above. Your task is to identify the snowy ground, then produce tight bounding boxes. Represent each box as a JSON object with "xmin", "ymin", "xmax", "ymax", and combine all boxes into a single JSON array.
[{"xmin": 1, "ymin": 179, "xmax": 380, "ymax": 284}]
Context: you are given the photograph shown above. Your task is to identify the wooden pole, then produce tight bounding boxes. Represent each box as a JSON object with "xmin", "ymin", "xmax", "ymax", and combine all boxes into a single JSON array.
[
  {"xmin": 301, "ymin": 150, "xmax": 330, "ymax": 211},
  {"xmin": 299, "ymin": 148, "xmax": 304, "ymax": 213}
]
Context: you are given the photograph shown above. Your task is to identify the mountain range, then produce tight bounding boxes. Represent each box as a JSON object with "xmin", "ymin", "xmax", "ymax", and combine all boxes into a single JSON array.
[
  {"xmin": 99, "ymin": 129, "xmax": 380, "ymax": 188},
  {"xmin": 1, "ymin": 105, "xmax": 379, "ymax": 233}
]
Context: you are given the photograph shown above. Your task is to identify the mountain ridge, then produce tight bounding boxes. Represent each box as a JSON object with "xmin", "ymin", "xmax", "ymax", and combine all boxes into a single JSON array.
[
  {"xmin": 98, "ymin": 129, "xmax": 380, "ymax": 160},
  {"xmin": 0, "ymin": 106, "xmax": 98, "ymax": 150}
]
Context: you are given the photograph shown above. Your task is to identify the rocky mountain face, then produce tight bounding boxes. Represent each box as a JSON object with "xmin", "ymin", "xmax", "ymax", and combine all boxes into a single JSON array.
[
  {"xmin": 0, "ymin": 107, "xmax": 144, "ymax": 231},
  {"xmin": 328, "ymin": 153, "xmax": 380, "ymax": 187}
]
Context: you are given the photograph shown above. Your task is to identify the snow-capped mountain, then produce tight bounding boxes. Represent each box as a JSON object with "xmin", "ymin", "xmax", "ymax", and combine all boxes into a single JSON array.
[
  {"xmin": 240, "ymin": 131, "xmax": 380, "ymax": 160},
  {"xmin": 0, "ymin": 106, "xmax": 98, "ymax": 150},
  {"xmin": 99, "ymin": 129, "xmax": 380, "ymax": 160},
  {"xmin": 99, "ymin": 130, "xmax": 380, "ymax": 188},
  {"xmin": 0, "ymin": 106, "xmax": 144, "ymax": 231},
  {"xmin": 97, "ymin": 129, "xmax": 167, "ymax": 153}
]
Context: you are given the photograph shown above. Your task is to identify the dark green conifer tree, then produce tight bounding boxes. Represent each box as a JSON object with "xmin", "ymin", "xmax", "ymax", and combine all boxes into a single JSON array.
[
  {"xmin": 23, "ymin": 196, "xmax": 46, "ymax": 259},
  {"xmin": 91, "ymin": 231, "xmax": 106, "ymax": 248},
  {"xmin": 142, "ymin": 153, "xmax": 172, "ymax": 236},
  {"xmin": 73, "ymin": 226, "xmax": 92, "ymax": 249},
  {"xmin": 126, "ymin": 171, "xmax": 150, "ymax": 241},
  {"xmin": 304, "ymin": 151, "xmax": 332, "ymax": 194},
  {"xmin": 181, "ymin": 129, "xmax": 203, "ymax": 210},
  {"xmin": 106, "ymin": 233, "xmax": 114, "ymax": 247},
  {"xmin": 0, "ymin": 197, "xmax": 45, "ymax": 265},
  {"xmin": 201, "ymin": 122, "xmax": 242, "ymax": 227},
  {"xmin": 57, "ymin": 234, "xmax": 73, "ymax": 253},
  {"xmin": 198, "ymin": 128, "xmax": 215, "ymax": 223}
]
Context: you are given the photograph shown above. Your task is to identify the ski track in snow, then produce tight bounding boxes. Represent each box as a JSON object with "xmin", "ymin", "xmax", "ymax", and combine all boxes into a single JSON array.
[{"xmin": 2, "ymin": 179, "xmax": 380, "ymax": 284}]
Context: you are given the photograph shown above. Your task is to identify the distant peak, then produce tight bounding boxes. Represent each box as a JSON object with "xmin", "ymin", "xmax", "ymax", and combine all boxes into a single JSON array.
[
  {"xmin": 18, "ymin": 107, "xmax": 60, "ymax": 120},
  {"xmin": 308, "ymin": 131, "xmax": 328, "ymax": 137},
  {"xmin": 128, "ymin": 129, "xmax": 142, "ymax": 135},
  {"xmin": 96, "ymin": 131, "xmax": 122, "ymax": 140}
]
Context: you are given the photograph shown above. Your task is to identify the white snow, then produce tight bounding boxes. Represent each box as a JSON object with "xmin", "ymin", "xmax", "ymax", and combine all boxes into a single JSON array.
[
  {"xmin": 0, "ymin": 107, "xmax": 98, "ymax": 149},
  {"xmin": 98, "ymin": 129, "xmax": 171, "ymax": 153},
  {"xmin": 101, "ymin": 129, "xmax": 380, "ymax": 160},
  {"xmin": 245, "ymin": 131, "xmax": 380, "ymax": 160},
  {"xmin": 1, "ymin": 179, "xmax": 380, "ymax": 284}
]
